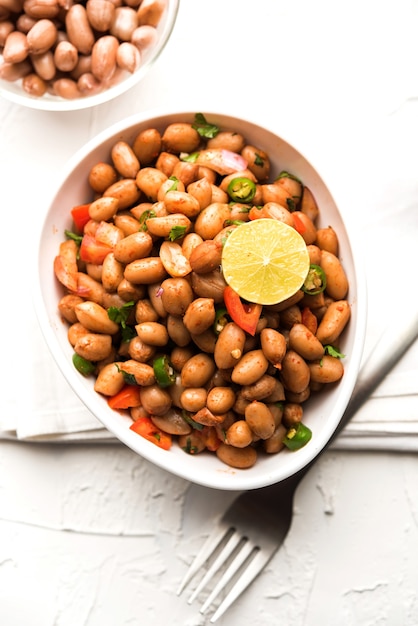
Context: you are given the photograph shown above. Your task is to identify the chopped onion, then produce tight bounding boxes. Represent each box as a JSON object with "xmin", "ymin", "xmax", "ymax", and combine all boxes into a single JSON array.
[{"xmin": 196, "ymin": 149, "xmax": 248, "ymax": 175}]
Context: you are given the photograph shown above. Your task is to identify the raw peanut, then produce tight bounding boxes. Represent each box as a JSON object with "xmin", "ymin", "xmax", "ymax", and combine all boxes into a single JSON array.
[
  {"xmin": 0, "ymin": 60, "xmax": 32, "ymax": 81},
  {"xmin": 111, "ymin": 141, "xmax": 140, "ymax": 178},
  {"xmin": 74, "ymin": 332, "xmax": 113, "ymax": 361},
  {"xmin": 0, "ymin": 21, "xmax": 14, "ymax": 46},
  {"xmin": 23, "ymin": 0, "xmax": 60, "ymax": 20},
  {"xmin": 26, "ymin": 18, "xmax": 57, "ymax": 54},
  {"xmin": 53, "ymin": 77, "xmax": 82, "ymax": 99},
  {"xmin": 3, "ymin": 31, "xmax": 28, "ymax": 63},
  {"xmin": 131, "ymin": 24, "xmax": 157, "ymax": 51},
  {"xmin": 316, "ymin": 300, "xmax": 351, "ymax": 345},
  {"xmin": 22, "ymin": 72, "xmax": 47, "ymax": 96},
  {"xmin": 216, "ymin": 442, "xmax": 257, "ymax": 469},
  {"xmin": 30, "ymin": 50, "xmax": 55, "ymax": 80},
  {"xmin": 86, "ymin": 0, "xmax": 115, "ymax": 32},
  {"xmin": 91, "ymin": 34, "xmax": 118, "ymax": 82},
  {"xmin": 54, "ymin": 40, "xmax": 78, "ymax": 72},
  {"xmin": 110, "ymin": 6, "xmax": 138, "ymax": 41},
  {"xmin": 136, "ymin": 0, "xmax": 166, "ymax": 27},
  {"xmin": 75, "ymin": 301, "xmax": 120, "ymax": 334},
  {"xmin": 116, "ymin": 41, "xmax": 141, "ymax": 73},
  {"xmin": 65, "ymin": 4, "xmax": 95, "ymax": 55}
]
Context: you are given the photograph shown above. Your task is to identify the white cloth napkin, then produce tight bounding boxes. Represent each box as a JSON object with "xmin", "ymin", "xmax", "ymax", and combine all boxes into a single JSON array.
[{"xmin": 1, "ymin": 108, "xmax": 417, "ymax": 451}]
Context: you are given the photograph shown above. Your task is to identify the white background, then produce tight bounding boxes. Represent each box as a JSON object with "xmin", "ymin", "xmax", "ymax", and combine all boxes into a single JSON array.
[{"xmin": 1, "ymin": 0, "xmax": 418, "ymax": 624}]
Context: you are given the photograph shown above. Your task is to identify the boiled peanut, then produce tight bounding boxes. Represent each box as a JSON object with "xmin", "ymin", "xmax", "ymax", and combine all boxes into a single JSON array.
[
  {"xmin": 114, "ymin": 231, "xmax": 153, "ymax": 264},
  {"xmin": 162, "ymin": 122, "xmax": 200, "ymax": 154},
  {"xmin": 89, "ymin": 162, "xmax": 118, "ymax": 193},
  {"xmin": 151, "ymin": 408, "xmax": 192, "ymax": 436},
  {"xmin": 140, "ymin": 383, "xmax": 172, "ymax": 415},
  {"xmin": 75, "ymin": 301, "xmax": 119, "ymax": 334},
  {"xmin": 94, "ymin": 362, "xmax": 125, "ymax": 395},
  {"xmin": 111, "ymin": 140, "xmax": 140, "ymax": 178},
  {"xmin": 89, "ymin": 196, "xmax": 119, "ymax": 222},
  {"xmin": 309, "ymin": 355, "xmax": 344, "ymax": 383},
  {"xmin": 118, "ymin": 359, "xmax": 155, "ymax": 386},
  {"xmin": 101, "ymin": 252, "xmax": 124, "ymax": 292},
  {"xmin": 231, "ymin": 350, "xmax": 269, "ymax": 386},
  {"xmin": 180, "ymin": 353, "xmax": 216, "ymax": 388},
  {"xmin": 189, "ymin": 239, "xmax": 222, "ymax": 274},
  {"xmin": 104, "ymin": 178, "xmax": 141, "ymax": 209},
  {"xmin": 74, "ymin": 332, "xmax": 113, "ymax": 361},
  {"xmin": 146, "ymin": 213, "xmax": 191, "ymax": 239},
  {"xmin": 316, "ymin": 300, "xmax": 351, "ymax": 344},
  {"xmin": 214, "ymin": 322, "xmax": 246, "ymax": 370},
  {"xmin": 280, "ymin": 350, "xmax": 310, "ymax": 393},
  {"xmin": 180, "ymin": 387, "xmax": 207, "ymax": 412},
  {"xmin": 206, "ymin": 386, "xmax": 236, "ymax": 414},
  {"xmin": 216, "ymin": 442, "xmax": 257, "ymax": 469},
  {"xmin": 289, "ymin": 323, "xmax": 325, "ymax": 360},
  {"xmin": 160, "ymin": 277, "xmax": 193, "ymax": 315},
  {"xmin": 226, "ymin": 420, "xmax": 253, "ymax": 448},
  {"xmin": 159, "ymin": 241, "xmax": 192, "ymax": 278},
  {"xmin": 321, "ymin": 250, "xmax": 348, "ymax": 300},
  {"xmin": 182, "ymin": 297, "xmax": 215, "ymax": 335},
  {"xmin": 124, "ymin": 257, "xmax": 167, "ymax": 284},
  {"xmin": 135, "ymin": 321, "xmax": 168, "ymax": 346},
  {"xmin": 260, "ymin": 328, "xmax": 287, "ymax": 368},
  {"xmin": 132, "ymin": 127, "xmax": 162, "ymax": 164},
  {"xmin": 245, "ymin": 401, "xmax": 275, "ymax": 440}
]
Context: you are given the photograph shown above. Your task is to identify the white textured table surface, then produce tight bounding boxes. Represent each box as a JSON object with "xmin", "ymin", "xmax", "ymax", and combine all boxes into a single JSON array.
[{"xmin": 1, "ymin": 1, "xmax": 418, "ymax": 624}]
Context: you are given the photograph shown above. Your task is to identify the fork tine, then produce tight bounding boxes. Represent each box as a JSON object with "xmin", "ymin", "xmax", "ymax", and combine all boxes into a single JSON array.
[
  {"xmin": 200, "ymin": 538, "xmax": 256, "ymax": 614},
  {"xmin": 176, "ymin": 523, "xmax": 230, "ymax": 596},
  {"xmin": 188, "ymin": 531, "xmax": 242, "ymax": 604},
  {"xmin": 209, "ymin": 548, "xmax": 274, "ymax": 623}
]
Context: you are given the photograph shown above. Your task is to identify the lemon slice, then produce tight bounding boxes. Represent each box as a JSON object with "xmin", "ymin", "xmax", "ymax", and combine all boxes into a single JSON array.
[{"xmin": 221, "ymin": 218, "xmax": 310, "ymax": 305}]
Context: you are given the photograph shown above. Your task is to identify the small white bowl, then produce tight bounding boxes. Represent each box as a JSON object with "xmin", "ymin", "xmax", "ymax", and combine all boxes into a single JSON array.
[
  {"xmin": 34, "ymin": 109, "xmax": 367, "ymax": 490},
  {"xmin": 0, "ymin": 0, "xmax": 179, "ymax": 112}
]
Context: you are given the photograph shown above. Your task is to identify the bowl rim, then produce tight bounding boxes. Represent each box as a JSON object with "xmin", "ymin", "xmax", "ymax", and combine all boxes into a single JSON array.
[
  {"xmin": 33, "ymin": 107, "xmax": 368, "ymax": 490},
  {"xmin": 0, "ymin": 0, "xmax": 180, "ymax": 112}
]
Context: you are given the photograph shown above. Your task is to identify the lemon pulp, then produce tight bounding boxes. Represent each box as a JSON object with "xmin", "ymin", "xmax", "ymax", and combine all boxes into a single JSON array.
[{"xmin": 221, "ymin": 218, "xmax": 310, "ymax": 305}]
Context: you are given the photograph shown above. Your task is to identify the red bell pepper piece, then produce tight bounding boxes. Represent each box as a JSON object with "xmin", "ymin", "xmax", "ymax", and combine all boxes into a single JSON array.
[
  {"xmin": 130, "ymin": 417, "xmax": 172, "ymax": 450},
  {"xmin": 79, "ymin": 233, "xmax": 112, "ymax": 264},
  {"xmin": 71, "ymin": 203, "xmax": 91, "ymax": 232},
  {"xmin": 223, "ymin": 286, "xmax": 262, "ymax": 336},
  {"xmin": 108, "ymin": 385, "xmax": 142, "ymax": 410},
  {"xmin": 292, "ymin": 211, "xmax": 306, "ymax": 234}
]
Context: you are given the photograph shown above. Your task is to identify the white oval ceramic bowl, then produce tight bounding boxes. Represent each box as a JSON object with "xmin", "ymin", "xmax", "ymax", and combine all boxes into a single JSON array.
[
  {"xmin": 0, "ymin": 0, "xmax": 179, "ymax": 112},
  {"xmin": 34, "ymin": 109, "xmax": 367, "ymax": 490}
]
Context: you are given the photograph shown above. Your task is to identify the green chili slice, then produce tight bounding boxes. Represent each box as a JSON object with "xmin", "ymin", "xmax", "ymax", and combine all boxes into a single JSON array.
[
  {"xmin": 213, "ymin": 307, "xmax": 228, "ymax": 335},
  {"xmin": 283, "ymin": 422, "xmax": 312, "ymax": 451},
  {"xmin": 153, "ymin": 355, "xmax": 176, "ymax": 388},
  {"xmin": 227, "ymin": 177, "xmax": 257, "ymax": 203},
  {"xmin": 72, "ymin": 353, "xmax": 95, "ymax": 376},
  {"xmin": 302, "ymin": 264, "xmax": 327, "ymax": 295}
]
